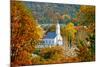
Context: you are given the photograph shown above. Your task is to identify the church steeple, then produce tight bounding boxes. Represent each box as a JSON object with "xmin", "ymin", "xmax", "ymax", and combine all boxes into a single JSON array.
[{"xmin": 56, "ymin": 21, "xmax": 60, "ymax": 35}]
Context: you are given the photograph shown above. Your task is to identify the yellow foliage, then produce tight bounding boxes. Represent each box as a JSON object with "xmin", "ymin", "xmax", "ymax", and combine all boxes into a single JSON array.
[
  {"xmin": 65, "ymin": 22, "xmax": 77, "ymax": 39},
  {"xmin": 11, "ymin": 1, "xmax": 44, "ymax": 66}
]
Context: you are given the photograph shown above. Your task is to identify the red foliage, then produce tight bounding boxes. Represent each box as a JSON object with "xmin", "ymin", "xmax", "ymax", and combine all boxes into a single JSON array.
[{"xmin": 11, "ymin": 1, "xmax": 43, "ymax": 66}]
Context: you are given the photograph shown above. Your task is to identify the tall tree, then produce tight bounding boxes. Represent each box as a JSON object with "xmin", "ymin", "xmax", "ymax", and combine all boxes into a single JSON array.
[
  {"xmin": 64, "ymin": 22, "xmax": 77, "ymax": 48},
  {"xmin": 11, "ymin": 1, "xmax": 44, "ymax": 66}
]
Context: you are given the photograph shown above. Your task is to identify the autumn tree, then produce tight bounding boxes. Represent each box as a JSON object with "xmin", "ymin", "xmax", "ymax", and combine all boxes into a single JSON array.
[
  {"xmin": 11, "ymin": 1, "xmax": 44, "ymax": 66},
  {"xmin": 64, "ymin": 22, "xmax": 77, "ymax": 48},
  {"xmin": 77, "ymin": 5, "xmax": 95, "ymax": 26},
  {"xmin": 76, "ymin": 5, "xmax": 95, "ymax": 61}
]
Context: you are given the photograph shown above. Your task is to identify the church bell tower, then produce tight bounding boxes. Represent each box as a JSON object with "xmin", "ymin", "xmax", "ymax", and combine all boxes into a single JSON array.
[
  {"xmin": 56, "ymin": 21, "xmax": 63, "ymax": 45},
  {"xmin": 56, "ymin": 22, "xmax": 60, "ymax": 35}
]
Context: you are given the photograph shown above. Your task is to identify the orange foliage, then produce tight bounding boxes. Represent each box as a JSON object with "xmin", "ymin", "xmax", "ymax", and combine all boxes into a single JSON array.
[{"xmin": 11, "ymin": 1, "xmax": 44, "ymax": 66}]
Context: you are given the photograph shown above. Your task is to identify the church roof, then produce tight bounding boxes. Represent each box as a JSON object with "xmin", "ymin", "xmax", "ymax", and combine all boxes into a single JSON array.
[{"xmin": 44, "ymin": 32, "xmax": 57, "ymax": 39}]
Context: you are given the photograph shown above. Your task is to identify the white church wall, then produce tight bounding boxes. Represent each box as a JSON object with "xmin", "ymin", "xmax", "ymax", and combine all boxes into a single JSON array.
[
  {"xmin": 55, "ymin": 35, "xmax": 63, "ymax": 45},
  {"xmin": 43, "ymin": 39, "xmax": 56, "ymax": 45},
  {"xmin": 54, "ymin": 37, "xmax": 57, "ymax": 45}
]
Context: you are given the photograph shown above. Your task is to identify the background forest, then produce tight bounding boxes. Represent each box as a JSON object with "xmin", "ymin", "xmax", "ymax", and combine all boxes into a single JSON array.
[{"xmin": 11, "ymin": 1, "xmax": 95, "ymax": 66}]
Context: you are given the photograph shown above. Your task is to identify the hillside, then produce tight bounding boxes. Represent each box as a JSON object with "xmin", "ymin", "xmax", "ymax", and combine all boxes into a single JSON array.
[{"xmin": 23, "ymin": 1, "xmax": 80, "ymax": 24}]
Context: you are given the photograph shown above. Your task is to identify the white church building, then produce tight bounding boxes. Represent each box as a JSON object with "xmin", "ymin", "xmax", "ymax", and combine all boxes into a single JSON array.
[{"xmin": 43, "ymin": 22, "xmax": 63, "ymax": 46}]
